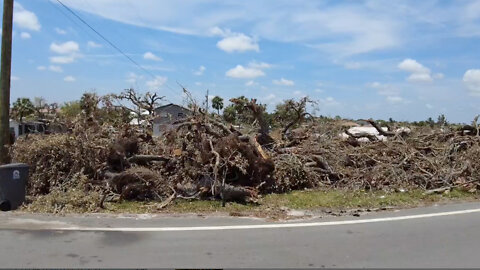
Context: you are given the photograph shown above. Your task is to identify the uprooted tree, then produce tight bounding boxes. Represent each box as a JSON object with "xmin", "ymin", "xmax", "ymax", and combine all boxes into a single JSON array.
[
  {"xmin": 9, "ymin": 88, "xmax": 480, "ymax": 213},
  {"xmin": 273, "ymin": 97, "xmax": 316, "ymax": 140}
]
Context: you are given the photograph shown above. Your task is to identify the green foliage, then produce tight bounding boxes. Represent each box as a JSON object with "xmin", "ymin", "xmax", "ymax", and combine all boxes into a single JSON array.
[
  {"xmin": 437, "ymin": 114, "xmax": 448, "ymax": 126},
  {"xmin": 12, "ymin": 98, "xmax": 35, "ymax": 122},
  {"xmin": 223, "ymin": 104, "xmax": 237, "ymax": 123},
  {"xmin": 427, "ymin": 117, "xmax": 435, "ymax": 127},
  {"xmin": 211, "ymin": 96, "xmax": 224, "ymax": 114},
  {"xmin": 272, "ymin": 97, "xmax": 313, "ymax": 132},
  {"xmin": 223, "ymin": 96, "xmax": 259, "ymax": 125},
  {"xmin": 273, "ymin": 99, "xmax": 300, "ymax": 128},
  {"xmin": 80, "ymin": 92, "xmax": 100, "ymax": 117},
  {"xmin": 60, "ymin": 101, "xmax": 82, "ymax": 120}
]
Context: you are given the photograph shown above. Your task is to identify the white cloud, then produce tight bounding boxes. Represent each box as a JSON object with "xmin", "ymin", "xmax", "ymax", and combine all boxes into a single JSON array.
[
  {"xmin": 398, "ymin": 59, "xmax": 430, "ymax": 74},
  {"xmin": 11, "ymin": 76, "xmax": 19, "ymax": 81},
  {"xmin": 49, "ymin": 65, "xmax": 63, "ymax": 73},
  {"xmin": 13, "ymin": 3, "xmax": 41, "ymax": 31},
  {"xmin": 49, "ymin": 41, "xmax": 81, "ymax": 64},
  {"xmin": 125, "ymin": 72, "xmax": 143, "ymax": 85},
  {"xmin": 407, "ymin": 73, "xmax": 433, "ymax": 83},
  {"xmin": 273, "ymin": 78, "xmax": 295, "ymax": 86},
  {"xmin": 146, "ymin": 75, "xmax": 168, "ymax": 90},
  {"xmin": 217, "ymin": 33, "xmax": 259, "ymax": 53},
  {"xmin": 143, "ymin": 52, "xmax": 162, "ymax": 61},
  {"xmin": 433, "ymin": 73, "xmax": 444, "ymax": 79},
  {"xmin": 55, "ymin": 27, "xmax": 67, "ymax": 35},
  {"xmin": 64, "ymin": 76, "xmax": 76, "ymax": 82},
  {"xmin": 344, "ymin": 62, "xmax": 362, "ymax": 69},
  {"xmin": 263, "ymin": 93, "xmax": 276, "ymax": 102},
  {"xmin": 50, "ymin": 56, "xmax": 76, "ymax": 64},
  {"xmin": 50, "ymin": 41, "xmax": 80, "ymax": 54},
  {"xmin": 318, "ymin": 96, "xmax": 340, "ymax": 107},
  {"xmin": 293, "ymin": 90, "xmax": 306, "ymax": 97},
  {"xmin": 248, "ymin": 61, "xmax": 271, "ymax": 69},
  {"xmin": 368, "ymin": 82, "xmax": 399, "ymax": 96},
  {"xmin": 20, "ymin": 32, "xmax": 31, "ymax": 39},
  {"xmin": 87, "ymin": 41, "xmax": 102, "ymax": 48},
  {"xmin": 226, "ymin": 61, "xmax": 271, "ymax": 79},
  {"xmin": 426, "ymin": 103, "xmax": 434, "ymax": 109},
  {"xmin": 211, "ymin": 27, "xmax": 259, "ymax": 53},
  {"xmin": 61, "ymin": 1, "xmax": 401, "ymax": 56},
  {"xmin": 386, "ymin": 96, "xmax": 404, "ymax": 103},
  {"xmin": 37, "ymin": 66, "xmax": 46, "ymax": 71},
  {"xmin": 314, "ymin": 88, "xmax": 323, "ymax": 93},
  {"xmin": 398, "ymin": 58, "xmax": 433, "ymax": 83},
  {"xmin": 193, "ymin": 65, "xmax": 206, "ymax": 75},
  {"xmin": 463, "ymin": 69, "xmax": 480, "ymax": 96},
  {"xmin": 245, "ymin": 80, "xmax": 258, "ymax": 86},
  {"xmin": 226, "ymin": 65, "xmax": 265, "ymax": 79}
]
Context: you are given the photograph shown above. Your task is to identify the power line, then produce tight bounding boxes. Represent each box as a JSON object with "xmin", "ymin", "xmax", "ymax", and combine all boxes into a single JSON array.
[
  {"xmin": 55, "ymin": 0, "xmax": 158, "ymax": 79},
  {"xmin": 53, "ymin": 0, "xmax": 185, "ymax": 100}
]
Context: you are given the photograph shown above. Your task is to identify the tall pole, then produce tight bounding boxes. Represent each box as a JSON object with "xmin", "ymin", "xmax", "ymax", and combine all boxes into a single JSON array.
[{"xmin": 0, "ymin": 0, "xmax": 13, "ymax": 164}]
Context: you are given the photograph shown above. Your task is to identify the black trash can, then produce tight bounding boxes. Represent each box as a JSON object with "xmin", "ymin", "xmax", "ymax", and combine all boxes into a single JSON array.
[{"xmin": 0, "ymin": 163, "xmax": 29, "ymax": 211}]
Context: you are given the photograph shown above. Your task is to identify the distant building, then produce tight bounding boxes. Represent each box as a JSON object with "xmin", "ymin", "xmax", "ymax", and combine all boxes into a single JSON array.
[
  {"xmin": 152, "ymin": 103, "xmax": 191, "ymax": 136},
  {"xmin": 129, "ymin": 111, "xmax": 149, "ymax": 126},
  {"xmin": 9, "ymin": 119, "xmax": 47, "ymax": 139}
]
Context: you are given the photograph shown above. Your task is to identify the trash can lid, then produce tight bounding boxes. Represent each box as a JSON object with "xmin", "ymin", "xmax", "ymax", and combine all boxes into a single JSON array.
[{"xmin": 0, "ymin": 163, "xmax": 29, "ymax": 169}]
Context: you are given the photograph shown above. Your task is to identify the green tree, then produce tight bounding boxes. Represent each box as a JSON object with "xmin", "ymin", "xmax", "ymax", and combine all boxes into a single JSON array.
[
  {"xmin": 12, "ymin": 98, "xmax": 35, "ymax": 122},
  {"xmin": 223, "ymin": 104, "xmax": 237, "ymax": 123},
  {"xmin": 427, "ymin": 117, "xmax": 435, "ymax": 127},
  {"xmin": 60, "ymin": 101, "xmax": 82, "ymax": 120},
  {"xmin": 211, "ymin": 96, "xmax": 224, "ymax": 114},
  {"xmin": 437, "ymin": 114, "xmax": 448, "ymax": 126}
]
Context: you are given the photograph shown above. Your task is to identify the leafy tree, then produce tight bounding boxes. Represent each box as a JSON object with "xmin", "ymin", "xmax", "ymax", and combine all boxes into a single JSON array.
[
  {"xmin": 80, "ymin": 92, "xmax": 101, "ymax": 118},
  {"xmin": 223, "ymin": 104, "xmax": 237, "ymax": 123},
  {"xmin": 12, "ymin": 98, "xmax": 35, "ymax": 122},
  {"xmin": 427, "ymin": 117, "xmax": 435, "ymax": 127},
  {"xmin": 211, "ymin": 96, "xmax": 224, "ymax": 114},
  {"xmin": 60, "ymin": 101, "xmax": 82, "ymax": 120},
  {"xmin": 437, "ymin": 114, "xmax": 448, "ymax": 126},
  {"xmin": 273, "ymin": 97, "xmax": 314, "ymax": 138}
]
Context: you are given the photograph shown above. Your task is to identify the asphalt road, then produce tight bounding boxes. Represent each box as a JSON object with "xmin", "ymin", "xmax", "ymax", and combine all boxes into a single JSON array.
[{"xmin": 1, "ymin": 202, "xmax": 480, "ymax": 268}]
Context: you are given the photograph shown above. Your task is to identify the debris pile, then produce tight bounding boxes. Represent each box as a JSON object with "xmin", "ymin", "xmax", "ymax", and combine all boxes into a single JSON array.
[{"xmin": 11, "ymin": 104, "xmax": 480, "ymax": 212}]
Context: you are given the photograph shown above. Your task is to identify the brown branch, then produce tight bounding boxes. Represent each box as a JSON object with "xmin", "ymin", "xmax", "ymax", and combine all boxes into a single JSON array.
[
  {"xmin": 365, "ymin": 119, "xmax": 396, "ymax": 137},
  {"xmin": 127, "ymin": 155, "xmax": 170, "ymax": 164}
]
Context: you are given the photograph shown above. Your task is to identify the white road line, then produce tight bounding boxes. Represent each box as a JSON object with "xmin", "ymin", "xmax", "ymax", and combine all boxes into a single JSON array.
[{"xmin": 34, "ymin": 207, "xmax": 480, "ymax": 232}]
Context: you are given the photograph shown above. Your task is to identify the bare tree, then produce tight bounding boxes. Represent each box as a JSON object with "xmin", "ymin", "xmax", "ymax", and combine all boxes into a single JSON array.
[{"xmin": 112, "ymin": 88, "xmax": 165, "ymax": 123}]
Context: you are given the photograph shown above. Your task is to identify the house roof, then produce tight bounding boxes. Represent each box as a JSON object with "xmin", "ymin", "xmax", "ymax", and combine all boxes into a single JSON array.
[{"xmin": 155, "ymin": 103, "xmax": 191, "ymax": 111}]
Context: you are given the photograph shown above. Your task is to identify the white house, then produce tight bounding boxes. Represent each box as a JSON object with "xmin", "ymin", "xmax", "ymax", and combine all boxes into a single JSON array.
[{"xmin": 9, "ymin": 119, "xmax": 19, "ymax": 138}]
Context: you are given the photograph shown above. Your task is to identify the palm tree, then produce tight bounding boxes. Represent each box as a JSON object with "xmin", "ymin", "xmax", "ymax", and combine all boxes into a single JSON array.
[
  {"xmin": 12, "ymin": 98, "xmax": 35, "ymax": 122},
  {"xmin": 211, "ymin": 96, "xmax": 224, "ymax": 115}
]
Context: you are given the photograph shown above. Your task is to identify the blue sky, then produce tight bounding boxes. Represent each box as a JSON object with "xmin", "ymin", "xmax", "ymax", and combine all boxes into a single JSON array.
[{"xmin": 6, "ymin": 0, "xmax": 480, "ymax": 123}]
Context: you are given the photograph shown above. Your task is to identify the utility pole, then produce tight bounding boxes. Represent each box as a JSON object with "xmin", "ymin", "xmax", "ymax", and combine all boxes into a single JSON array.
[
  {"xmin": 205, "ymin": 89, "xmax": 209, "ymax": 113},
  {"xmin": 0, "ymin": 0, "xmax": 14, "ymax": 164}
]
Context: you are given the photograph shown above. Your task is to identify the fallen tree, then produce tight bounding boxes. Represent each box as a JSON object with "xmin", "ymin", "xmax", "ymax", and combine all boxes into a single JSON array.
[{"xmin": 11, "ymin": 96, "xmax": 480, "ymax": 213}]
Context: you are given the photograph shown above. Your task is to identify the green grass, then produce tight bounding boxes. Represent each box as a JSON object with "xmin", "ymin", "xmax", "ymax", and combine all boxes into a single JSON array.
[
  {"xmin": 102, "ymin": 189, "xmax": 479, "ymax": 216},
  {"xmin": 261, "ymin": 189, "xmax": 476, "ymax": 210}
]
